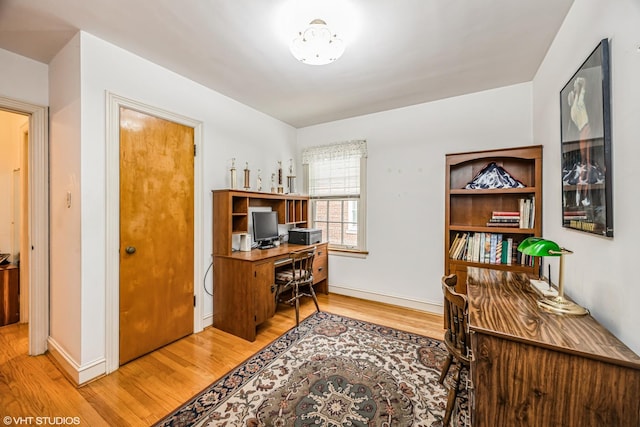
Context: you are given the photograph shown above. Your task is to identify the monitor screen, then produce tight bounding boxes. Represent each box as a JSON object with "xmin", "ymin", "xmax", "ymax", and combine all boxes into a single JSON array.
[{"xmin": 252, "ymin": 211, "xmax": 279, "ymax": 245}]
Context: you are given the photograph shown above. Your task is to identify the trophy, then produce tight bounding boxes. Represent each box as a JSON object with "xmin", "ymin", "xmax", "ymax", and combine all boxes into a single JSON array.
[
  {"xmin": 243, "ymin": 162, "xmax": 250, "ymax": 190},
  {"xmin": 229, "ymin": 158, "xmax": 237, "ymax": 189}
]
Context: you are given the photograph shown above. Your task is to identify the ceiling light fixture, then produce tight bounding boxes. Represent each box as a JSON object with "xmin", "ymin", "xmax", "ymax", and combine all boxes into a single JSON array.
[{"xmin": 290, "ymin": 19, "xmax": 345, "ymax": 65}]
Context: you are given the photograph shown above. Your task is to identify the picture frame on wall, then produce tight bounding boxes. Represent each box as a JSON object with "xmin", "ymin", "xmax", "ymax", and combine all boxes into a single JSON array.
[{"xmin": 560, "ymin": 38, "xmax": 613, "ymax": 237}]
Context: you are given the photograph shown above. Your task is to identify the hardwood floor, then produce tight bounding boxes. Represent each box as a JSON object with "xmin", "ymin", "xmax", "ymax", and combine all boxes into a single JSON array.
[{"xmin": 0, "ymin": 293, "xmax": 444, "ymax": 426}]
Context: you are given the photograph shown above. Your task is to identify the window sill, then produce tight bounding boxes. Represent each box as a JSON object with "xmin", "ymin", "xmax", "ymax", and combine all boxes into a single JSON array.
[{"xmin": 328, "ymin": 247, "xmax": 369, "ymax": 259}]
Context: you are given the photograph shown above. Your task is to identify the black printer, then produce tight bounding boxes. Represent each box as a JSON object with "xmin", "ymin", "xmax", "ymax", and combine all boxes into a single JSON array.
[{"xmin": 288, "ymin": 228, "xmax": 322, "ymax": 245}]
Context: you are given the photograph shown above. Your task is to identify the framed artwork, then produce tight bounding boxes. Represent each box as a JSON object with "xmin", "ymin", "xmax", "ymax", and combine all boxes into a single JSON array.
[{"xmin": 560, "ymin": 39, "xmax": 613, "ymax": 237}]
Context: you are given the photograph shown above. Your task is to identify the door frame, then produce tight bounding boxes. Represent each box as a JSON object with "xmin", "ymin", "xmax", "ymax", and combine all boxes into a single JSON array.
[
  {"xmin": 105, "ymin": 92, "xmax": 204, "ymax": 373},
  {"xmin": 0, "ymin": 96, "xmax": 49, "ymax": 356}
]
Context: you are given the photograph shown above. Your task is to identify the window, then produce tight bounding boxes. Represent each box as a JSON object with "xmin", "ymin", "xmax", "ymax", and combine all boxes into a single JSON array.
[{"xmin": 302, "ymin": 140, "xmax": 367, "ymax": 252}]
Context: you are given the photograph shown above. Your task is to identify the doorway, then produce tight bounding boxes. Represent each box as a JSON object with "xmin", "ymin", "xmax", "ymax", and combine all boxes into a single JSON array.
[
  {"xmin": 0, "ymin": 97, "xmax": 49, "ymax": 356},
  {"xmin": 105, "ymin": 93, "xmax": 204, "ymax": 373},
  {"xmin": 0, "ymin": 111, "xmax": 28, "ymax": 328}
]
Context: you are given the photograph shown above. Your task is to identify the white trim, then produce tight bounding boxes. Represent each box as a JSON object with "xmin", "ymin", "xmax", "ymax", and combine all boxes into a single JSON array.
[
  {"xmin": 47, "ymin": 337, "xmax": 106, "ymax": 386},
  {"xmin": 202, "ymin": 312, "xmax": 213, "ymax": 328},
  {"xmin": 327, "ymin": 250, "xmax": 368, "ymax": 259},
  {"xmin": 105, "ymin": 92, "xmax": 204, "ymax": 374},
  {"xmin": 358, "ymin": 156, "xmax": 367, "ymax": 250},
  {"xmin": 0, "ymin": 96, "xmax": 49, "ymax": 356},
  {"xmin": 328, "ymin": 284, "xmax": 443, "ymax": 315},
  {"xmin": 18, "ymin": 121, "xmax": 29, "ymax": 324}
]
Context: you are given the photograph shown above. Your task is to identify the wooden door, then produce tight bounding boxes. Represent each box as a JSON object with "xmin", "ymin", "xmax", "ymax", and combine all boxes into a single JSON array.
[{"xmin": 119, "ymin": 107, "xmax": 194, "ymax": 365}]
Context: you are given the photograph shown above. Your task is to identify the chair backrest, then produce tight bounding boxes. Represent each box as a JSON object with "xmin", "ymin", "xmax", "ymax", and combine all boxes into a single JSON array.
[
  {"xmin": 441, "ymin": 274, "xmax": 470, "ymax": 363},
  {"xmin": 289, "ymin": 247, "xmax": 316, "ymax": 284}
]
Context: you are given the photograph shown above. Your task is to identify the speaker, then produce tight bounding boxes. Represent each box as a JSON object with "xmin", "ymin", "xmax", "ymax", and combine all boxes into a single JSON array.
[{"xmin": 239, "ymin": 233, "xmax": 251, "ymax": 252}]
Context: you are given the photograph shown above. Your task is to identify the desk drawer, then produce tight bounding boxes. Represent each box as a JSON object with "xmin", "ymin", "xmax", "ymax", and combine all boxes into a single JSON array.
[{"xmin": 313, "ymin": 244, "xmax": 328, "ymax": 283}]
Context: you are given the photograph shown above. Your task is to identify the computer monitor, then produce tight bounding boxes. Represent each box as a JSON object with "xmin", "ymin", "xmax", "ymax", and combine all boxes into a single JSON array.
[{"xmin": 252, "ymin": 211, "xmax": 279, "ymax": 249}]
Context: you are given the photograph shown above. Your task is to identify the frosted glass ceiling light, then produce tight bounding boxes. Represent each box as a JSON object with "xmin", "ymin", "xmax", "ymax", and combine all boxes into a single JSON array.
[{"xmin": 290, "ymin": 19, "xmax": 345, "ymax": 65}]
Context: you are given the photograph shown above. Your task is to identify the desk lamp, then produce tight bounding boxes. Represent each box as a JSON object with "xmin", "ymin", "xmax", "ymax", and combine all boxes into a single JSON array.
[{"xmin": 517, "ymin": 237, "xmax": 589, "ymax": 316}]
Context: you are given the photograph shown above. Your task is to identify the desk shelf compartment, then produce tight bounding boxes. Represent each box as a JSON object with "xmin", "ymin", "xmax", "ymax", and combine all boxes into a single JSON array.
[{"xmin": 285, "ymin": 199, "xmax": 308, "ymax": 226}]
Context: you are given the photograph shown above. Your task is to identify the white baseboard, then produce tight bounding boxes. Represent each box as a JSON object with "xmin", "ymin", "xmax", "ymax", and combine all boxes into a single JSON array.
[
  {"xmin": 202, "ymin": 312, "xmax": 213, "ymax": 328},
  {"xmin": 328, "ymin": 284, "xmax": 444, "ymax": 315},
  {"xmin": 47, "ymin": 337, "xmax": 106, "ymax": 386}
]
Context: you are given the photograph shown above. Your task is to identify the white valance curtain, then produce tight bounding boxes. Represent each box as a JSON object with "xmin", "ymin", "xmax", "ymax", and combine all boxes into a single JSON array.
[
  {"xmin": 301, "ymin": 140, "xmax": 368, "ymax": 165},
  {"xmin": 302, "ymin": 140, "xmax": 367, "ymax": 198}
]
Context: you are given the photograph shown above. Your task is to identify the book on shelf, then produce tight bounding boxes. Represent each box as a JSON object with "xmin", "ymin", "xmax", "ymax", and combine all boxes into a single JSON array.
[
  {"xmin": 491, "ymin": 211, "xmax": 519, "ymax": 217},
  {"xmin": 500, "ymin": 239, "xmax": 508, "ymax": 264},
  {"xmin": 489, "ymin": 233, "xmax": 497, "ymax": 264},
  {"xmin": 486, "ymin": 221, "xmax": 520, "ymax": 227},
  {"xmin": 518, "ymin": 197, "xmax": 535, "ymax": 228},
  {"xmin": 449, "ymin": 233, "xmax": 461, "ymax": 257},
  {"xmin": 487, "ymin": 217, "xmax": 520, "ymax": 223}
]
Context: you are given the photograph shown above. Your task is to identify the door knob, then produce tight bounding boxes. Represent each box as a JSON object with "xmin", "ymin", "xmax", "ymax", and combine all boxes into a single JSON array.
[{"xmin": 125, "ymin": 246, "xmax": 136, "ymax": 254}]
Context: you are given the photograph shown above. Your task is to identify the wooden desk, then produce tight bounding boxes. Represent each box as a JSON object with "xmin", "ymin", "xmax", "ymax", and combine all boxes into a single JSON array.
[
  {"xmin": 0, "ymin": 265, "xmax": 20, "ymax": 326},
  {"xmin": 213, "ymin": 242, "xmax": 328, "ymax": 341},
  {"xmin": 466, "ymin": 267, "xmax": 640, "ymax": 426}
]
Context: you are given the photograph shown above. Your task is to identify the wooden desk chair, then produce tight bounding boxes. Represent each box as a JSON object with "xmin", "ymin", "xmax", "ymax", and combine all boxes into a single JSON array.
[
  {"xmin": 274, "ymin": 246, "xmax": 319, "ymax": 326},
  {"xmin": 438, "ymin": 273, "xmax": 470, "ymax": 426}
]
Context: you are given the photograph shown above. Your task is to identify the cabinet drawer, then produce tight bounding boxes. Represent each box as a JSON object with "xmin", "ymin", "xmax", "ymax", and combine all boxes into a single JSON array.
[
  {"xmin": 313, "ymin": 244, "xmax": 328, "ymax": 283},
  {"xmin": 313, "ymin": 258, "xmax": 327, "ymax": 282}
]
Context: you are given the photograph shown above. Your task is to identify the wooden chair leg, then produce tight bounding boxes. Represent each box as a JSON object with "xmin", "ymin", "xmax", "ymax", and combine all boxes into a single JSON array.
[
  {"xmin": 308, "ymin": 284, "xmax": 320, "ymax": 312},
  {"xmin": 443, "ymin": 362, "xmax": 462, "ymax": 427},
  {"xmin": 294, "ymin": 284, "xmax": 300, "ymax": 326},
  {"xmin": 274, "ymin": 285, "xmax": 281, "ymax": 305},
  {"xmin": 439, "ymin": 354, "xmax": 453, "ymax": 384}
]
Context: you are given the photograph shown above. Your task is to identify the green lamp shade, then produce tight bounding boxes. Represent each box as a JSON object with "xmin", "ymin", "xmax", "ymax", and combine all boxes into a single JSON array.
[{"xmin": 517, "ymin": 237, "xmax": 562, "ymax": 257}]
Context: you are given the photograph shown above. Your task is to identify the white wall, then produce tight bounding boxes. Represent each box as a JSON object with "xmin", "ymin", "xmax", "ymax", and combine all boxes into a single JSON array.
[
  {"xmin": 47, "ymin": 31, "xmax": 297, "ymax": 377},
  {"xmin": 48, "ymin": 33, "xmax": 83, "ymax": 364},
  {"xmin": 0, "ymin": 48, "xmax": 48, "ymax": 106},
  {"xmin": 533, "ymin": 0, "xmax": 640, "ymax": 354},
  {"xmin": 297, "ymin": 83, "xmax": 533, "ymax": 310}
]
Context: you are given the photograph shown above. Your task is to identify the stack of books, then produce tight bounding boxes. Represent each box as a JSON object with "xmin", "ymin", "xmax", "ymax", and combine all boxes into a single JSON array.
[
  {"xmin": 485, "ymin": 198, "xmax": 535, "ymax": 229},
  {"xmin": 486, "ymin": 211, "xmax": 520, "ymax": 227}
]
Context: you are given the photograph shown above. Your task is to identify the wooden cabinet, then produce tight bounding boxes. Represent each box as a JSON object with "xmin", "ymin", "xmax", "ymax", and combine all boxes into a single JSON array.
[
  {"xmin": 253, "ymin": 260, "xmax": 276, "ymax": 326},
  {"xmin": 212, "ymin": 189, "xmax": 328, "ymax": 341},
  {"xmin": 1, "ymin": 265, "xmax": 20, "ymax": 326},
  {"xmin": 466, "ymin": 267, "xmax": 640, "ymax": 426},
  {"xmin": 212, "ymin": 242, "xmax": 328, "ymax": 341},
  {"xmin": 445, "ymin": 146, "xmax": 542, "ymax": 290}
]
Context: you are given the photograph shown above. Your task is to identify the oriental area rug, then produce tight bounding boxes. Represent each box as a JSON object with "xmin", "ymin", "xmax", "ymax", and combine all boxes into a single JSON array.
[{"xmin": 156, "ymin": 312, "xmax": 468, "ymax": 427}]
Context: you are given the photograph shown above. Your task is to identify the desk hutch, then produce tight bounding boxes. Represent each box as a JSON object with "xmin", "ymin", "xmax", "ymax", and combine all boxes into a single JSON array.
[{"xmin": 212, "ymin": 189, "xmax": 328, "ymax": 341}]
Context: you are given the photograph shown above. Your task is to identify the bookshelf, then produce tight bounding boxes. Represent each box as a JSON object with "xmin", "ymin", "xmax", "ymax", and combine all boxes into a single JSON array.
[{"xmin": 445, "ymin": 146, "xmax": 542, "ymax": 291}]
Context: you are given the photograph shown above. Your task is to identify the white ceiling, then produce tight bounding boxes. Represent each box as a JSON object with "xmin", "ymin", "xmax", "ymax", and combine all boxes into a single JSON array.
[{"xmin": 0, "ymin": 0, "xmax": 574, "ymax": 128}]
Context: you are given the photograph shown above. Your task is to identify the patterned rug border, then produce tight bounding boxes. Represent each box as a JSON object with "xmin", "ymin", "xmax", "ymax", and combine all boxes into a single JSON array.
[{"xmin": 154, "ymin": 311, "xmax": 447, "ymax": 427}]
